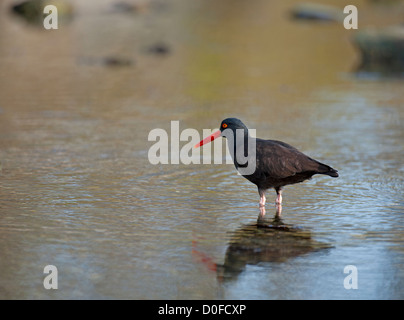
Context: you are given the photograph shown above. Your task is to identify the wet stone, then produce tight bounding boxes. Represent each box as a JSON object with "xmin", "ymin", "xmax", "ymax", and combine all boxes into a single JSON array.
[
  {"xmin": 353, "ymin": 25, "xmax": 404, "ymax": 74},
  {"xmin": 290, "ymin": 3, "xmax": 344, "ymax": 22},
  {"xmin": 146, "ymin": 43, "xmax": 171, "ymax": 55},
  {"xmin": 11, "ymin": 0, "xmax": 73, "ymax": 26},
  {"xmin": 77, "ymin": 56, "xmax": 134, "ymax": 67}
]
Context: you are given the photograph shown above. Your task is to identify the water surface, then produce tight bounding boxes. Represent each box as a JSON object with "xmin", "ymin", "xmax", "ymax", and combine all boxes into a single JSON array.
[{"xmin": 0, "ymin": 0, "xmax": 403, "ymax": 299}]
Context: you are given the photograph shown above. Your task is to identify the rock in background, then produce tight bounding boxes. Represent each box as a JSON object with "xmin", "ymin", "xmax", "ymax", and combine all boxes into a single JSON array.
[
  {"xmin": 353, "ymin": 25, "xmax": 404, "ymax": 73},
  {"xmin": 11, "ymin": 0, "xmax": 74, "ymax": 26}
]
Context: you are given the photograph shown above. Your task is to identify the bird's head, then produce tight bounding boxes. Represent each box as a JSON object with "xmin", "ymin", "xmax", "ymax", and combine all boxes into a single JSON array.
[
  {"xmin": 194, "ymin": 118, "xmax": 249, "ymax": 148},
  {"xmin": 219, "ymin": 118, "xmax": 248, "ymax": 134}
]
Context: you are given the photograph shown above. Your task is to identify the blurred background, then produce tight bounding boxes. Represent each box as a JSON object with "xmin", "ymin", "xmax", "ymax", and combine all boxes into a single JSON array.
[{"xmin": 0, "ymin": 0, "xmax": 403, "ymax": 299}]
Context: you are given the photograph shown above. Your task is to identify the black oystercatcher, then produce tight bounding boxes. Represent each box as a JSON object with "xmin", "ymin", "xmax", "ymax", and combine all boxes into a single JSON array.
[{"xmin": 195, "ymin": 118, "xmax": 338, "ymax": 214}]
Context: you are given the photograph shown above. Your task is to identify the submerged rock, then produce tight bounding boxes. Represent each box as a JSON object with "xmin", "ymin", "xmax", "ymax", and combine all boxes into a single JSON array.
[
  {"xmin": 290, "ymin": 3, "xmax": 344, "ymax": 22},
  {"xmin": 110, "ymin": 1, "xmax": 149, "ymax": 14},
  {"xmin": 111, "ymin": 2, "xmax": 139, "ymax": 13},
  {"xmin": 11, "ymin": 0, "xmax": 73, "ymax": 26},
  {"xmin": 146, "ymin": 43, "xmax": 171, "ymax": 56},
  {"xmin": 77, "ymin": 56, "xmax": 134, "ymax": 67},
  {"xmin": 102, "ymin": 56, "xmax": 134, "ymax": 67},
  {"xmin": 353, "ymin": 25, "xmax": 404, "ymax": 73}
]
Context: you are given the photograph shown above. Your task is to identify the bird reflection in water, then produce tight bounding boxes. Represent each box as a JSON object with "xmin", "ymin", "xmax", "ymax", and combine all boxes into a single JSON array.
[{"xmin": 192, "ymin": 208, "xmax": 332, "ymax": 282}]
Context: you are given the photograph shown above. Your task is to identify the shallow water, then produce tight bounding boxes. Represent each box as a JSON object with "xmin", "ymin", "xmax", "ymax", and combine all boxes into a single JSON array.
[{"xmin": 0, "ymin": 0, "xmax": 404, "ymax": 299}]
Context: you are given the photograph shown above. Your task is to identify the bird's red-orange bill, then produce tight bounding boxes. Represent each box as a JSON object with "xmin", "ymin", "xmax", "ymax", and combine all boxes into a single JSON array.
[{"xmin": 194, "ymin": 130, "xmax": 221, "ymax": 148}]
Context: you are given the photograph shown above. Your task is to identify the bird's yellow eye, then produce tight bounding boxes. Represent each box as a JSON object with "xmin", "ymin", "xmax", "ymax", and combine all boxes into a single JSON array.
[{"xmin": 222, "ymin": 123, "xmax": 228, "ymax": 128}]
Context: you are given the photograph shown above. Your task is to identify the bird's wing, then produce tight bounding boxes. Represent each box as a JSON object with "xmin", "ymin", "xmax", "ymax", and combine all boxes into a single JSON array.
[{"xmin": 256, "ymin": 139, "xmax": 320, "ymax": 179}]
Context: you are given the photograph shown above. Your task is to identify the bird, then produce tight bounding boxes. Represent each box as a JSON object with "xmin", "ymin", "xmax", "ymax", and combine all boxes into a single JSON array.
[{"xmin": 194, "ymin": 118, "xmax": 338, "ymax": 215}]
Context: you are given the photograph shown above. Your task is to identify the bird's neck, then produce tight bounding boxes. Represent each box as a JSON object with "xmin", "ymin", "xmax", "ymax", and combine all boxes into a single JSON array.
[{"xmin": 231, "ymin": 131, "xmax": 254, "ymax": 169}]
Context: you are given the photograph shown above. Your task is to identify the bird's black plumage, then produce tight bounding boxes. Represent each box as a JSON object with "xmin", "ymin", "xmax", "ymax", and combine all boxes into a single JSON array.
[
  {"xmin": 217, "ymin": 118, "xmax": 338, "ymax": 207},
  {"xmin": 246, "ymin": 137, "xmax": 338, "ymax": 190}
]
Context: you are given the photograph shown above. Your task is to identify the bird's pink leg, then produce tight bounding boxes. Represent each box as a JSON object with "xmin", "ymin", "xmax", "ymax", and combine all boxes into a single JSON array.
[
  {"xmin": 258, "ymin": 189, "xmax": 267, "ymax": 216},
  {"xmin": 258, "ymin": 189, "xmax": 266, "ymax": 207},
  {"xmin": 275, "ymin": 204, "xmax": 282, "ymax": 217},
  {"xmin": 275, "ymin": 187, "xmax": 283, "ymax": 205}
]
